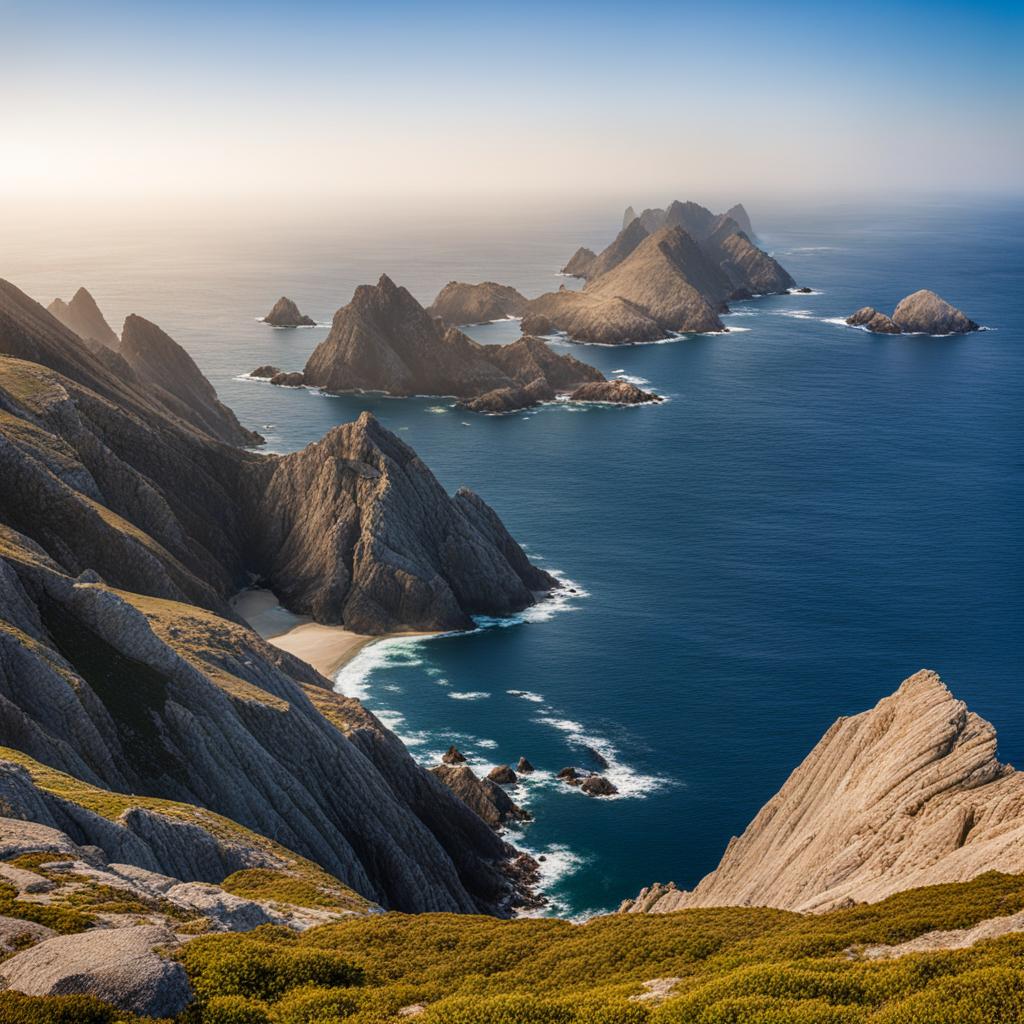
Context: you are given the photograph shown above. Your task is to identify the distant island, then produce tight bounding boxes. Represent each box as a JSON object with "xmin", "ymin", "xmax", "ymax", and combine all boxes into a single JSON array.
[
  {"xmin": 430, "ymin": 199, "xmax": 797, "ymax": 345},
  {"xmin": 846, "ymin": 289, "xmax": 980, "ymax": 335},
  {"xmin": 250, "ymin": 274, "xmax": 662, "ymax": 412}
]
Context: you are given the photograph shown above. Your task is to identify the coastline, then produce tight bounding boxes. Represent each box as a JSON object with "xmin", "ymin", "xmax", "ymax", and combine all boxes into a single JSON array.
[{"xmin": 231, "ymin": 588, "xmax": 435, "ymax": 679}]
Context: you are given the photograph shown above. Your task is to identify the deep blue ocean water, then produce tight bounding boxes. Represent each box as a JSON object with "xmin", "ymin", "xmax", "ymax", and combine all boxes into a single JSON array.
[{"xmin": 5, "ymin": 197, "xmax": 1022, "ymax": 917}]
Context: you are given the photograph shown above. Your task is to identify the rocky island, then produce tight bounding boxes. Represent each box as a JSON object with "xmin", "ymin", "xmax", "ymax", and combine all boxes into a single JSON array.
[
  {"xmin": 254, "ymin": 274, "xmax": 661, "ymax": 412},
  {"xmin": 426, "ymin": 281, "xmax": 528, "ymax": 324},
  {"xmin": 846, "ymin": 289, "xmax": 980, "ymax": 335},
  {"xmin": 262, "ymin": 296, "xmax": 316, "ymax": 326}
]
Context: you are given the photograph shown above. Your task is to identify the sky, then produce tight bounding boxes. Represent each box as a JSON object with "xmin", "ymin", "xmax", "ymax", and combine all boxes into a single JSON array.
[{"xmin": 3, "ymin": 0, "xmax": 1022, "ymax": 207}]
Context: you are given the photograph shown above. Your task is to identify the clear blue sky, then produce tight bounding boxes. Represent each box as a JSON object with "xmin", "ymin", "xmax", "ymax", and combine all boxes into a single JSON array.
[{"xmin": 4, "ymin": 0, "xmax": 1021, "ymax": 202}]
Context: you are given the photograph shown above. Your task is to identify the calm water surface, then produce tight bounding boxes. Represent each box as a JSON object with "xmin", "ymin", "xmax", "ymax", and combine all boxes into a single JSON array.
[{"xmin": 4, "ymin": 197, "xmax": 1022, "ymax": 916}]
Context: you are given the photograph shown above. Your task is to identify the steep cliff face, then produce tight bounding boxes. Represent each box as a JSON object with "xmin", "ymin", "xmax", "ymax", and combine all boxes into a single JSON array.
[
  {"xmin": 580, "ymin": 218, "xmax": 651, "ymax": 281},
  {"xmin": 560, "ymin": 247, "xmax": 597, "ymax": 278},
  {"xmin": 119, "ymin": 314, "xmax": 263, "ymax": 445},
  {"xmin": 621, "ymin": 671, "xmax": 1024, "ymax": 914},
  {"xmin": 0, "ymin": 279, "xmax": 553, "ymax": 632},
  {"xmin": 47, "ymin": 287, "xmax": 120, "ymax": 350}
]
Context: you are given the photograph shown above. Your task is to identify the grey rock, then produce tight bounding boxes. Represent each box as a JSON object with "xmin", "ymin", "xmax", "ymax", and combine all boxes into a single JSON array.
[
  {"xmin": 427, "ymin": 282, "xmax": 528, "ymax": 324},
  {"xmin": 580, "ymin": 774, "xmax": 618, "ymax": 796},
  {"xmin": 0, "ymin": 925, "xmax": 192, "ymax": 1017},
  {"xmin": 487, "ymin": 765, "xmax": 517, "ymax": 785},
  {"xmin": 0, "ymin": 863, "xmax": 55, "ymax": 893},
  {"xmin": 0, "ymin": 915, "xmax": 55, "ymax": 952},
  {"xmin": 250, "ymin": 364, "xmax": 281, "ymax": 378},
  {"xmin": 263, "ymin": 297, "xmax": 315, "ymax": 327},
  {"xmin": 892, "ymin": 289, "xmax": 979, "ymax": 334},
  {"xmin": 269, "ymin": 370, "xmax": 306, "ymax": 386}
]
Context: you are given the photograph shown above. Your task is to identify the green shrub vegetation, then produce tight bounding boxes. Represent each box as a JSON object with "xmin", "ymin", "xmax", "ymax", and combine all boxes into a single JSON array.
[{"xmin": 8, "ymin": 872, "xmax": 1024, "ymax": 1022}]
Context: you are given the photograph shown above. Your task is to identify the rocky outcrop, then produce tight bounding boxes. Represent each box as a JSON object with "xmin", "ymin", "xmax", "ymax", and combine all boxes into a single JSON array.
[
  {"xmin": 845, "ymin": 291, "xmax": 979, "ymax": 335},
  {"xmin": 263, "ymin": 297, "xmax": 315, "ymax": 327},
  {"xmin": 579, "ymin": 218, "xmax": 650, "ymax": 281},
  {"xmin": 270, "ymin": 370, "xmax": 305, "ymax": 386},
  {"xmin": 846, "ymin": 307, "xmax": 901, "ymax": 334},
  {"xmin": 0, "ymin": 925, "xmax": 192, "ymax": 1016},
  {"xmin": 569, "ymin": 379, "xmax": 662, "ymax": 405},
  {"xmin": 560, "ymin": 247, "xmax": 597, "ymax": 278},
  {"xmin": 724, "ymin": 203, "xmax": 755, "ymax": 239},
  {"xmin": 250, "ymin": 364, "xmax": 281, "ymax": 378},
  {"xmin": 622, "ymin": 206, "xmax": 637, "ymax": 229},
  {"xmin": 621, "ymin": 671, "xmax": 1024, "ymax": 914},
  {"xmin": 521, "ymin": 288, "xmax": 666, "ymax": 344},
  {"xmin": 300, "ymin": 275, "xmax": 645, "ymax": 411},
  {"xmin": 516, "ymin": 757, "xmax": 534, "ymax": 773},
  {"xmin": 47, "ymin": 288, "xmax": 119, "ymax": 350},
  {"xmin": 430, "ymin": 764, "xmax": 529, "ymax": 828},
  {"xmin": 893, "ymin": 290, "xmax": 980, "ymax": 334},
  {"xmin": 427, "ymin": 282, "xmax": 528, "ymax": 325},
  {"xmin": 120, "ymin": 314, "xmax": 263, "ymax": 445},
  {"xmin": 487, "ymin": 765, "xmax": 517, "ymax": 785}
]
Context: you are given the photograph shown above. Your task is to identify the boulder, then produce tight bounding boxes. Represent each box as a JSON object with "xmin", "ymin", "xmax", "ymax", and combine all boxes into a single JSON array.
[
  {"xmin": 442, "ymin": 745, "xmax": 467, "ymax": 764},
  {"xmin": 0, "ymin": 863, "xmax": 55, "ymax": 894},
  {"xmin": 165, "ymin": 881, "xmax": 283, "ymax": 930},
  {"xmin": 0, "ymin": 916, "xmax": 55, "ymax": 953},
  {"xmin": 580, "ymin": 774, "xmax": 618, "ymax": 796},
  {"xmin": 487, "ymin": 765, "xmax": 518, "ymax": 785},
  {"xmin": 557, "ymin": 767, "xmax": 581, "ymax": 785},
  {"xmin": 269, "ymin": 371, "xmax": 306, "ymax": 386},
  {"xmin": 845, "ymin": 307, "xmax": 900, "ymax": 333},
  {"xmin": 516, "ymin": 757, "xmax": 534, "ymax": 773},
  {"xmin": 0, "ymin": 925, "xmax": 192, "ymax": 1017}
]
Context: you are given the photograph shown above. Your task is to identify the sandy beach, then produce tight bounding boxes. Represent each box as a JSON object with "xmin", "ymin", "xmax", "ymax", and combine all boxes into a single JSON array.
[{"xmin": 231, "ymin": 589, "xmax": 378, "ymax": 677}]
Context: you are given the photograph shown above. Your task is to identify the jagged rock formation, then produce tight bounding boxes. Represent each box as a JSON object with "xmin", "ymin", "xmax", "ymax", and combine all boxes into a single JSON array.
[
  {"xmin": 120, "ymin": 314, "xmax": 263, "ymax": 445},
  {"xmin": 569, "ymin": 379, "xmax": 662, "ymax": 405},
  {"xmin": 0, "ymin": 276, "xmax": 558, "ymax": 915},
  {"xmin": 622, "ymin": 205, "xmax": 637, "ymax": 229},
  {"xmin": 846, "ymin": 291, "xmax": 979, "ymax": 335},
  {"xmin": 427, "ymin": 282, "xmax": 528, "ymax": 325},
  {"xmin": 270, "ymin": 370, "xmax": 305, "ymax": 386},
  {"xmin": 538, "ymin": 201, "xmax": 793, "ymax": 343},
  {"xmin": 724, "ymin": 203, "xmax": 755, "ymax": 239},
  {"xmin": 560, "ymin": 247, "xmax": 597, "ymax": 278},
  {"xmin": 47, "ymin": 287, "xmax": 120, "ymax": 350},
  {"xmin": 251, "ymin": 364, "xmax": 281, "ymax": 378},
  {"xmin": 621, "ymin": 671, "xmax": 1024, "ymax": 914},
  {"xmin": 263, "ymin": 297, "xmax": 315, "ymax": 327},
  {"xmin": 431, "ymin": 764, "xmax": 529, "ymax": 828},
  {"xmin": 301, "ymin": 276, "xmax": 650, "ymax": 411}
]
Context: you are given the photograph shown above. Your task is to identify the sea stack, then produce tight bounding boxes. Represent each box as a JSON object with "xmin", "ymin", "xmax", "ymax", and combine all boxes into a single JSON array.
[
  {"xmin": 845, "ymin": 290, "xmax": 979, "ymax": 335},
  {"xmin": 620, "ymin": 670, "xmax": 1024, "ymax": 914},
  {"xmin": 263, "ymin": 296, "xmax": 316, "ymax": 327}
]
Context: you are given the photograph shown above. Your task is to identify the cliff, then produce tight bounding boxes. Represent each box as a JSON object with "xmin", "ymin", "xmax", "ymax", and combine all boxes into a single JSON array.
[
  {"xmin": 621, "ymin": 671, "xmax": 1024, "ymax": 914},
  {"xmin": 560, "ymin": 247, "xmax": 597, "ymax": 278},
  {"xmin": 301, "ymin": 275, "xmax": 645, "ymax": 411},
  {"xmin": 119, "ymin": 313, "xmax": 263, "ymax": 445},
  {"xmin": 263, "ymin": 296, "xmax": 315, "ymax": 327},
  {"xmin": 579, "ymin": 217, "xmax": 650, "ymax": 281},
  {"xmin": 0, "ymin": 277, "xmax": 557, "ymax": 914},
  {"xmin": 426, "ymin": 282, "xmax": 528, "ymax": 325},
  {"xmin": 47, "ymin": 287, "xmax": 120, "ymax": 350}
]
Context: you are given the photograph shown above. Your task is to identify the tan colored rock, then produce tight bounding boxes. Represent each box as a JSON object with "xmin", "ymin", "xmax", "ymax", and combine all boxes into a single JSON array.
[
  {"xmin": 47, "ymin": 287, "xmax": 119, "ymax": 349},
  {"xmin": 621, "ymin": 671, "xmax": 1024, "ymax": 914},
  {"xmin": 860, "ymin": 910, "xmax": 1024, "ymax": 959},
  {"xmin": 892, "ymin": 289, "xmax": 979, "ymax": 334},
  {"xmin": 0, "ymin": 915, "xmax": 55, "ymax": 952},
  {"xmin": 263, "ymin": 297, "xmax": 315, "ymax": 327},
  {"xmin": 427, "ymin": 281, "xmax": 528, "ymax": 324},
  {"xmin": 0, "ymin": 863, "xmax": 55, "ymax": 893}
]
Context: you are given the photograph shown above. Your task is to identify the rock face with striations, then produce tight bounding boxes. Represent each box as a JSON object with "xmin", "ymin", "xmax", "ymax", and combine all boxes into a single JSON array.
[
  {"xmin": 620, "ymin": 671, "xmax": 1024, "ymax": 915},
  {"xmin": 301, "ymin": 275, "xmax": 647, "ymax": 412},
  {"xmin": 120, "ymin": 313, "xmax": 264, "ymax": 445},
  {"xmin": 47, "ymin": 287, "xmax": 120, "ymax": 350},
  {"xmin": 427, "ymin": 281, "xmax": 528, "ymax": 325},
  {"xmin": 263, "ymin": 296, "xmax": 315, "ymax": 327},
  {"xmin": 846, "ymin": 291, "xmax": 979, "ymax": 335}
]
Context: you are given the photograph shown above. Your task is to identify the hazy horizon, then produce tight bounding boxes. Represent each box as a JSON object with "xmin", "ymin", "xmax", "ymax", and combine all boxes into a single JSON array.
[{"xmin": 5, "ymin": 0, "xmax": 1022, "ymax": 207}]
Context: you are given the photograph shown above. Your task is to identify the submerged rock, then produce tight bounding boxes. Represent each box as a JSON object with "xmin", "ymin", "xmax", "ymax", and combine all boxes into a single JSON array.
[{"xmin": 263, "ymin": 296, "xmax": 315, "ymax": 327}]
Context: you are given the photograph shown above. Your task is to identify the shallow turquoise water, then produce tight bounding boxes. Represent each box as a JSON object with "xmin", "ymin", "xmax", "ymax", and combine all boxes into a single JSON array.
[{"xmin": 5, "ymin": 197, "xmax": 1022, "ymax": 916}]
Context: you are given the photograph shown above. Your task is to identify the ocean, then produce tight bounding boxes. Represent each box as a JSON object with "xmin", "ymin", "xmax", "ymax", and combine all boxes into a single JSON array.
[{"xmin": 4, "ymin": 195, "xmax": 1022, "ymax": 918}]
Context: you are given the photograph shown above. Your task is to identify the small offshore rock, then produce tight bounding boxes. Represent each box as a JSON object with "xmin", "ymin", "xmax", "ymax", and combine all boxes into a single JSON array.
[
  {"xmin": 516, "ymin": 756, "xmax": 535, "ymax": 773},
  {"xmin": 569, "ymin": 379, "xmax": 662, "ymax": 405},
  {"xmin": 270, "ymin": 371, "xmax": 306, "ymax": 387},
  {"xmin": 487, "ymin": 765, "xmax": 518, "ymax": 785},
  {"xmin": 251, "ymin": 364, "xmax": 281, "ymax": 378},
  {"xmin": 263, "ymin": 297, "xmax": 315, "ymax": 327},
  {"xmin": 557, "ymin": 767, "xmax": 581, "ymax": 785},
  {"xmin": 581, "ymin": 774, "xmax": 618, "ymax": 797},
  {"xmin": 442, "ymin": 745, "xmax": 467, "ymax": 764}
]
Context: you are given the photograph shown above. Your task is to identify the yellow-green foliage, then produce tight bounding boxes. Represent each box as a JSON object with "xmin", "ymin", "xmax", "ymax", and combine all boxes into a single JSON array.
[
  {"xmin": 0, "ymin": 880, "xmax": 95, "ymax": 934},
  {"xmin": 0, "ymin": 990, "xmax": 117, "ymax": 1023},
  {"xmin": 12, "ymin": 872, "xmax": 1024, "ymax": 1022},
  {"xmin": 221, "ymin": 868, "xmax": 365, "ymax": 914}
]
